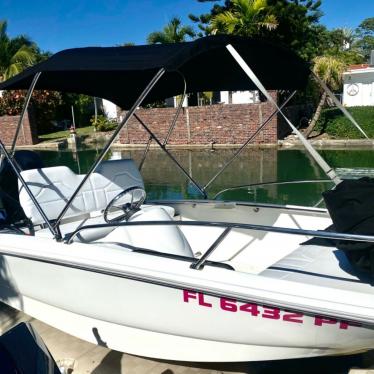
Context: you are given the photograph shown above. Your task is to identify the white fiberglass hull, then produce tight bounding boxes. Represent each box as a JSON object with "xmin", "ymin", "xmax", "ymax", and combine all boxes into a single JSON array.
[{"xmin": 1, "ymin": 233, "xmax": 374, "ymax": 362}]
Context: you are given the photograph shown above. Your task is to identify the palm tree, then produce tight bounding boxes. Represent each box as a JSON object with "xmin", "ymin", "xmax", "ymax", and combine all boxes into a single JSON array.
[
  {"xmin": 210, "ymin": 0, "xmax": 278, "ymax": 37},
  {"xmin": 341, "ymin": 28, "xmax": 355, "ymax": 50},
  {"xmin": 304, "ymin": 56, "xmax": 346, "ymax": 138},
  {"xmin": 147, "ymin": 17, "xmax": 196, "ymax": 44},
  {"xmin": 0, "ymin": 20, "xmax": 36, "ymax": 81}
]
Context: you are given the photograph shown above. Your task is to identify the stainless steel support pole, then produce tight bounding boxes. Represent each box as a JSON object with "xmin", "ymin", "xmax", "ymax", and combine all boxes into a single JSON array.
[
  {"xmin": 313, "ymin": 73, "xmax": 369, "ymax": 139},
  {"xmin": 190, "ymin": 227, "xmax": 231, "ymax": 270},
  {"xmin": 134, "ymin": 113, "xmax": 208, "ymax": 198},
  {"xmin": 139, "ymin": 136, "xmax": 153, "ymax": 171},
  {"xmin": 0, "ymin": 140, "xmax": 58, "ymax": 238},
  {"xmin": 54, "ymin": 68, "xmax": 166, "ymax": 229},
  {"xmin": 203, "ymin": 90, "xmax": 297, "ymax": 192},
  {"xmin": 163, "ymin": 74, "xmax": 187, "ymax": 146},
  {"xmin": 227, "ymin": 44, "xmax": 341, "ymax": 186},
  {"xmin": 10, "ymin": 72, "xmax": 42, "ymax": 156},
  {"xmin": 139, "ymin": 73, "xmax": 187, "ymax": 170},
  {"xmin": 71, "ymin": 105, "xmax": 76, "ymax": 129}
]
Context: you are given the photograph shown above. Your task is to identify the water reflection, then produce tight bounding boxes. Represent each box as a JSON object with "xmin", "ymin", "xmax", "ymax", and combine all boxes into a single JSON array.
[{"xmin": 35, "ymin": 148, "xmax": 374, "ymax": 207}]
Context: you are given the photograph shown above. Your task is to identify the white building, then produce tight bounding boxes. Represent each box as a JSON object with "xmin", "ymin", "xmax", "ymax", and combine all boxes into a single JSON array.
[
  {"xmin": 165, "ymin": 90, "xmax": 260, "ymax": 108},
  {"xmin": 343, "ymin": 64, "xmax": 374, "ymax": 107},
  {"xmin": 220, "ymin": 90, "xmax": 259, "ymax": 104},
  {"xmin": 102, "ymin": 99, "xmax": 118, "ymax": 119}
]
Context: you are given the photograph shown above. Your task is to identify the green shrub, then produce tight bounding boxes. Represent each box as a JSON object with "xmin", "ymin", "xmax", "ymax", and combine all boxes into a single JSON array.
[
  {"xmin": 0, "ymin": 91, "xmax": 25, "ymax": 115},
  {"xmin": 0, "ymin": 90, "xmax": 64, "ymax": 134},
  {"xmin": 64, "ymin": 94, "xmax": 96, "ymax": 128},
  {"xmin": 0, "ymin": 91, "xmax": 102, "ymax": 134},
  {"xmin": 90, "ymin": 115, "xmax": 117, "ymax": 132},
  {"xmin": 315, "ymin": 106, "xmax": 374, "ymax": 138}
]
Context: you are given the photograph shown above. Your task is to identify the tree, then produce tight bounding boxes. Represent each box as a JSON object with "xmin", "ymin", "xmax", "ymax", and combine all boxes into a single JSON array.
[
  {"xmin": 355, "ymin": 36, "xmax": 374, "ymax": 61},
  {"xmin": 303, "ymin": 56, "xmax": 346, "ymax": 138},
  {"xmin": 189, "ymin": 0, "xmax": 231, "ymax": 36},
  {"xmin": 147, "ymin": 17, "xmax": 196, "ymax": 44},
  {"xmin": 356, "ymin": 17, "xmax": 374, "ymax": 37},
  {"xmin": 118, "ymin": 42, "xmax": 135, "ymax": 47},
  {"xmin": 354, "ymin": 17, "xmax": 374, "ymax": 61},
  {"xmin": 318, "ymin": 27, "xmax": 364, "ymax": 65},
  {"xmin": 326, "ymin": 28, "xmax": 355, "ymax": 51},
  {"xmin": 190, "ymin": 0, "xmax": 324, "ymax": 60},
  {"xmin": 264, "ymin": 0, "xmax": 323, "ymax": 60},
  {"xmin": 210, "ymin": 0, "xmax": 278, "ymax": 36},
  {"xmin": 0, "ymin": 20, "xmax": 36, "ymax": 81}
]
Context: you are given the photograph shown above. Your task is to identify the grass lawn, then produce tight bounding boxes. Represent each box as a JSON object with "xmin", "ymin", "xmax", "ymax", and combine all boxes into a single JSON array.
[
  {"xmin": 39, "ymin": 125, "xmax": 95, "ymax": 142},
  {"xmin": 316, "ymin": 107, "xmax": 374, "ymax": 138}
]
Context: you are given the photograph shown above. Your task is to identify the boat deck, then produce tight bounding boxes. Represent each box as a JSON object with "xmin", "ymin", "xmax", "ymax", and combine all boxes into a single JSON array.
[{"xmin": 261, "ymin": 244, "xmax": 374, "ymax": 293}]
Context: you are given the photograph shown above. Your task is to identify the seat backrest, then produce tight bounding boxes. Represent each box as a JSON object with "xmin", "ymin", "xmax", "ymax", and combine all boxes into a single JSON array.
[
  {"xmin": 96, "ymin": 207, "xmax": 193, "ymax": 257},
  {"xmin": 19, "ymin": 159, "xmax": 144, "ymax": 225}
]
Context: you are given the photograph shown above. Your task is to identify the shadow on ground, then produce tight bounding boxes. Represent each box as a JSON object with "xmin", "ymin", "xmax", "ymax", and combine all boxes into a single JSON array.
[
  {"xmin": 145, "ymin": 350, "xmax": 374, "ymax": 374},
  {"xmin": 92, "ymin": 351, "xmax": 123, "ymax": 374}
]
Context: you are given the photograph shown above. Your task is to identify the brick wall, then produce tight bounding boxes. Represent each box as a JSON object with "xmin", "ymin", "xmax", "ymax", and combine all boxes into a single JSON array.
[
  {"xmin": 119, "ymin": 99, "xmax": 278, "ymax": 146},
  {"xmin": 0, "ymin": 110, "xmax": 39, "ymax": 146}
]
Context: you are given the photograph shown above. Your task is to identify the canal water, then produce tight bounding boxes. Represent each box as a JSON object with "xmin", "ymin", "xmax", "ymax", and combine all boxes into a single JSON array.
[{"xmin": 36, "ymin": 147, "xmax": 374, "ymax": 206}]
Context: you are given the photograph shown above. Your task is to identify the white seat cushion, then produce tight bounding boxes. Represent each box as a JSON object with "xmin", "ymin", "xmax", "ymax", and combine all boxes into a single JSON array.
[
  {"xmin": 19, "ymin": 159, "xmax": 144, "ymax": 225},
  {"xmin": 35, "ymin": 205, "xmax": 176, "ymax": 244},
  {"xmin": 96, "ymin": 207, "xmax": 193, "ymax": 257}
]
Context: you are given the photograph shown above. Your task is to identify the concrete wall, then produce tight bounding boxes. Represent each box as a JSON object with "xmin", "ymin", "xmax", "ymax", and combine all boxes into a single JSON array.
[
  {"xmin": 0, "ymin": 111, "xmax": 39, "ymax": 146},
  {"xmin": 119, "ymin": 99, "xmax": 278, "ymax": 146}
]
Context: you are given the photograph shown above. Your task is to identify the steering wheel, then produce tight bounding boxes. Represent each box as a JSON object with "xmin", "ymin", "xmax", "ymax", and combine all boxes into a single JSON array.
[{"xmin": 104, "ymin": 186, "xmax": 146, "ymax": 224}]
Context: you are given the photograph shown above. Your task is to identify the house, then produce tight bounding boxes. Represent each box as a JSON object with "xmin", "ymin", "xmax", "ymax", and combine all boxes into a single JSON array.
[
  {"xmin": 220, "ymin": 91, "xmax": 259, "ymax": 104},
  {"xmin": 343, "ymin": 54, "xmax": 374, "ymax": 107},
  {"xmin": 102, "ymin": 99, "xmax": 117, "ymax": 119},
  {"xmin": 165, "ymin": 90, "xmax": 260, "ymax": 108}
]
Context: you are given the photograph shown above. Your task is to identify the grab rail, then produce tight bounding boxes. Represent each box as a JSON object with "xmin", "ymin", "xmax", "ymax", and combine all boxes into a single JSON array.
[
  {"xmin": 213, "ymin": 179, "xmax": 333, "ymax": 200},
  {"xmin": 66, "ymin": 219, "xmax": 374, "ymax": 270}
]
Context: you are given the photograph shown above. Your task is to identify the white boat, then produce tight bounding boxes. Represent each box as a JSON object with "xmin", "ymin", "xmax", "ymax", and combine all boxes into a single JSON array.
[{"xmin": 0, "ymin": 35, "xmax": 373, "ymax": 362}]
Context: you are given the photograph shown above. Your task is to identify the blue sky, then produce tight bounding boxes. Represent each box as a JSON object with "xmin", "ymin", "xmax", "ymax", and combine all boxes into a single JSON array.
[{"xmin": 1, "ymin": 0, "xmax": 374, "ymax": 53}]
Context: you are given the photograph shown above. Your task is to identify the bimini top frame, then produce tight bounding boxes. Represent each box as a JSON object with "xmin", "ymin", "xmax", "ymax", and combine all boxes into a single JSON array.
[{"xmin": 0, "ymin": 35, "xmax": 369, "ymax": 239}]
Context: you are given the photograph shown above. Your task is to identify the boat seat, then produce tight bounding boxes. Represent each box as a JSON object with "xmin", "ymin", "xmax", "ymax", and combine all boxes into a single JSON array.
[
  {"xmin": 260, "ymin": 245, "xmax": 374, "ymax": 291},
  {"xmin": 35, "ymin": 204, "xmax": 176, "ymax": 243},
  {"xmin": 18, "ymin": 159, "xmax": 145, "ymax": 225},
  {"xmin": 94, "ymin": 207, "xmax": 193, "ymax": 257}
]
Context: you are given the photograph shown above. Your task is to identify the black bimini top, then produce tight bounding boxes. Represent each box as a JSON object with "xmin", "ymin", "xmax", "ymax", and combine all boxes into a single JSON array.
[{"xmin": 0, "ymin": 35, "xmax": 310, "ymax": 109}]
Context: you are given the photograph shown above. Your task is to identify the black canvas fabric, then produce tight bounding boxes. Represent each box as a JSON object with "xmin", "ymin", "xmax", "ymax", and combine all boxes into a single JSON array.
[
  {"xmin": 323, "ymin": 178, "xmax": 374, "ymax": 274},
  {"xmin": 0, "ymin": 35, "xmax": 310, "ymax": 109}
]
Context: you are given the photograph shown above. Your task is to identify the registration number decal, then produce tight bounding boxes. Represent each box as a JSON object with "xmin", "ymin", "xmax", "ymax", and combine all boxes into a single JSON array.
[{"xmin": 183, "ymin": 290, "xmax": 360, "ymax": 330}]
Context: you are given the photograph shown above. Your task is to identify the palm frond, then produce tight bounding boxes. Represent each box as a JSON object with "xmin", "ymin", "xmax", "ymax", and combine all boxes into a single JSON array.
[
  {"xmin": 252, "ymin": 0, "xmax": 268, "ymax": 13},
  {"xmin": 258, "ymin": 15, "xmax": 278, "ymax": 31},
  {"xmin": 10, "ymin": 45, "xmax": 35, "ymax": 66},
  {"xmin": 0, "ymin": 20, "xmax": 7, "ymax": 41},
  {"xmin": 179, "ymin": 26, "xmax": 196, "ymax": 39},
  {"xmin": 147, "ymin": 32, "xmax": 169, "ymax": 44},
  {"xmin": 4, "ymin": 62, "xmax": 23, "ymax": 80},
  {"xmin": 211, "ymin": 11, "xmax": 238, "ymax": 34},
  {"xmin": 313, "ymin": 56, "xmax": 346, "ymax": 90},
  {"xmin": 210, "ymin": 0, "xmax": 277, "ymax": 36},
  {"xmin": 147, "ymin": 17, "xmax": 195, "ymax": 44}
]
